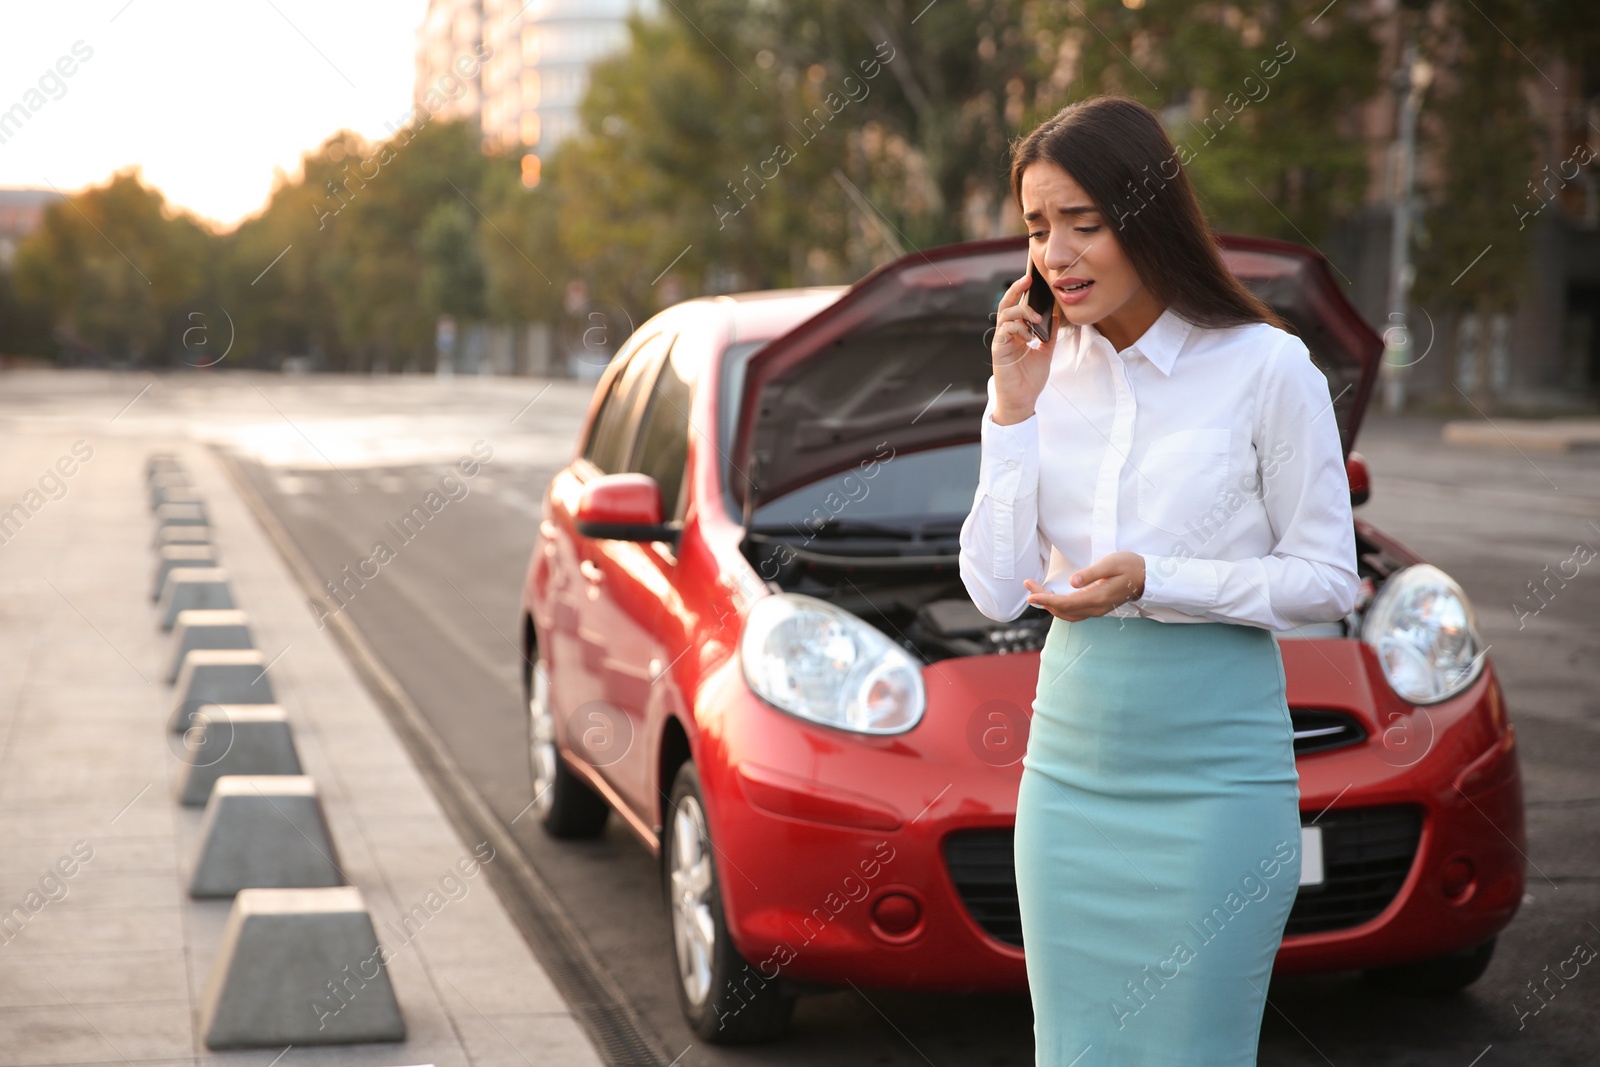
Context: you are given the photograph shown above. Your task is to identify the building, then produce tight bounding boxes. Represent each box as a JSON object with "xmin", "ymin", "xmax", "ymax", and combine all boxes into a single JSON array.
[
  {"xmin": 415, "ymin": 0, "xmax": 657, "ymax": 184},
  {"xmin": 413, "ymin": 0, "xmax": 485, "ymax": 126}
]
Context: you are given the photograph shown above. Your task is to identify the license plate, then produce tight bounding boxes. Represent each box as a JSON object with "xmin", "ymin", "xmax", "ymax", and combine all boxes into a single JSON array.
[{"xmin": 1299, "ymin": 825, "xmax": 1325, "ymax": 887}]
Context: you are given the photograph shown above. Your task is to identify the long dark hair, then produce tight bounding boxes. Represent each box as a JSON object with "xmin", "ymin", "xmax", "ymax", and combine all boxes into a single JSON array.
[{"xmin": 1009, "ymin": 95, "xmax": 1283, "ymax": 330}]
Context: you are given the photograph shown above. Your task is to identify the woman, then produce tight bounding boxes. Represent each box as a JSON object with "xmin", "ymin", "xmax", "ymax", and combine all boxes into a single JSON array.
[{"xmin": 958, "ymin": 96, "xmax": 1360, "ymax": 1065}]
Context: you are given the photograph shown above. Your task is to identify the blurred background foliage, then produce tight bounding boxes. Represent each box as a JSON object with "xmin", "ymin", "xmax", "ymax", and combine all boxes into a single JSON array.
[{"xmin": 2, "ymin": 0, "xmax": 1595, "ymax": 371}]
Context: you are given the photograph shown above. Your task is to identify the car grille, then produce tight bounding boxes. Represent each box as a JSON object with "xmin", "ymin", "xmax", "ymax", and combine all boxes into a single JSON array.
[
  {"xmin": 1286, "ymin": 805, "xmax": 1422, "ymax": 936},
  {"xmin": 942, "ymin": 830, "xmax": 1025, "ymax": 947},
  {"xmin": 1291, "ymin": 708, "xmax": 1366, "ymax": 755},
  {"xmin": 942, "ymin": 805, "xmax": 1423, "ymax": 950}
]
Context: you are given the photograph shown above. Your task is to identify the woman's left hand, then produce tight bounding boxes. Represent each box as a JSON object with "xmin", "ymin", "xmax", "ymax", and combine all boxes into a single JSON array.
[{"xmin": 1023, "ymin": 551, "xmax": 1147, "ymax": 621}]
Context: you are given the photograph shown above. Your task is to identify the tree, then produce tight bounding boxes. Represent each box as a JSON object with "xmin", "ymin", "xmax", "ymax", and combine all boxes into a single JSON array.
[
  {"xmin": 217, "ymin": 120, "xmax": 493, "ymax": 371},
  {"xmin": 1410, "ymin": 0, "xmax": 1600, "ymax": 409},
  {"xmin": 478, "ymin": 155, "xmax": 564, "ymax": 325},
  {"xmin": 420, "ymin": 200, "xmax": 488, "ymax": 321},
  {"xmin": 0, "ymin": 264, "xmax": 54, "ymax": 359},
  {"xmin": 1024, "ymin": 0, "xmax": 1379, "ymax": 242},
  {"xmin": 711, "ymin": 0, "xmax": 1045, "ymax": 249},
  {"xmin": 317, "ymin": 119, "xmax": 490, "ymax": 371},
  {"xmin": 550, "ymin": 0, "xmax": 1385, "ymax": 324},
  {"xmin": 547, "ymin": 0, "xmax": 1052, "ymax": 322},
  {"xmin": 214, "ymin": 132, "xmax": 363, "ymax": 370},
  {"xmin": 12, "ymin": 169, "xmax": 213, "ymax": 365},
  {"xmin": 550, "ymin": 11, "xmax": 841, "ymax": 311}
]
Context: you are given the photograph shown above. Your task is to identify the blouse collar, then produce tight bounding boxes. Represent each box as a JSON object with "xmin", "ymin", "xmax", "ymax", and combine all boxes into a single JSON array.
[{"xmin": 1063, "ymin": 306, "xmax": 1196, "ymax": 378}]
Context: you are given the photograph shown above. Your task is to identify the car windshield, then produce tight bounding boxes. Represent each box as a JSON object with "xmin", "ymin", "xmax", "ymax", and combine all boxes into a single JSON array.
[
  {"xmin": 717, "ymin": 340, "xmax": 765, "ymax": 487},
  {"xmin": 720, "ymin": 340, "xmax": 979, "ymax": 536},
  {"xmin": 749, "ymin": 444, "xmax": 980, "ymax": 538}
]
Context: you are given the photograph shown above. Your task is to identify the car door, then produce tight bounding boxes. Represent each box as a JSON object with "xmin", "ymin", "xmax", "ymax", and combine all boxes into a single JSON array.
[
  {"xmin": 563, "ymin": 330, "xmax": 676, "ymax": 820},
  {"xmin": 587, "ymin": 333, "xmax": 695, "ymax": 824},
  {"xmin": 545, "ymin": 332, "xmax": 660, "ymax": 782}
]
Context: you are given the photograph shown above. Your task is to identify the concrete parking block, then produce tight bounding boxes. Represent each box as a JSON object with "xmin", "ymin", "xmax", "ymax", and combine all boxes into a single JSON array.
[
  {"xmin": 178, "ymin": 706, "xmax": 303, "ymax": 806},
  {"xmin": 151, "ymin": 544, "xmax": 219, "ymax": 602},
  {"xmin": 167, "ymin": 608, "xmax": 253, "ymax": 683},
  {"xmin": 152, "ymin": 484, "xmax": 204, "ymax": 510},
  {"xmin": 199, "ymin": 886, "xmax": 405, "ymax": 1047},
  {"xmin": 157, "ymin": 567, "xmax": 235, "ymax": 631},
  {"xmin": 148, "ymin": 470, "xmax": 191, "ymax": 508},
  {"xmin": 155, "ymin": 524, "xmax": 212, "ymax": 548},
  {"xmin": 189, "ymin": 776, "xmax": 344, "ymax": 897},
  {"xmin": 154, "ymin": 501, "xmax": 208, "ymax": 528},
  {"xmin": 170, "ymin": 648, "xmax": 273, "ymax": 731}
]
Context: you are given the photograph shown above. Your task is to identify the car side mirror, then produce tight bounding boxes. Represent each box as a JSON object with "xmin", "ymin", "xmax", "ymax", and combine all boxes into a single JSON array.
[
  {"xmin": 575, "ymin": 473, "xmax": 679, "ymax": 544},
  {"xmin": 1346, "ymin": 451, "xmax": 1370, "ymax": 508}
]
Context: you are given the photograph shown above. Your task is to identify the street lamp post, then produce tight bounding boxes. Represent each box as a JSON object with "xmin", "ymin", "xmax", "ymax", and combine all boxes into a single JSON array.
[{"xmin": 1382, "ymin": 6, "xmax": 1432, "ymax": 413}]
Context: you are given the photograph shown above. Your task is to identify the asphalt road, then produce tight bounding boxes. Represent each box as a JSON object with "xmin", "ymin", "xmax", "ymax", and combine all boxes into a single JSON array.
[{"xmin": 9, "ymin": 372, "xmax": 1593, "ymax": 1066}]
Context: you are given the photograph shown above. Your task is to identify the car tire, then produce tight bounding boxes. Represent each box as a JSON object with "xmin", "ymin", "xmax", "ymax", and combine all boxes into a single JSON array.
[
  {"xmin": 1362, "ymin": 936, "xmax": 1498, "ymax": 995},
  {"xmin": 527, "ymin": 652, "xmax": 609, "ymax": 838},
  {"xmin": 663, "ymin": 762, "xmax": 796, "ymax": 1043}
]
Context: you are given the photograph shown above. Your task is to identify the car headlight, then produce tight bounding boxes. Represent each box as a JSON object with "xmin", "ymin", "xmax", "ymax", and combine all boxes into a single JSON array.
[
  {"xmin": 739, "ymin": 593, "xmax": 926, "ymax": 734},
  {"xmin": 1360, "ymin": 563, "xmax": 1486, "ymax": 704}
]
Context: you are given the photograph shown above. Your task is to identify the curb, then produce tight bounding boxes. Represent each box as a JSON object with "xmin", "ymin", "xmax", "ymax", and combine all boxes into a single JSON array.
[{"xmin": 1443, "ymin": 418, "xmax": 1600, "ymax": 452}]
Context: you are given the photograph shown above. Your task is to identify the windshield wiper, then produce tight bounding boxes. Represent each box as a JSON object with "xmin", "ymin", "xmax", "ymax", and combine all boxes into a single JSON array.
[
  {"xmin": 749, "ymin": 517, "xmax": 916, "ymax": 540},
  {"xmin": 917, "ymin": 519, "xmax": 967, "ymax": 538}
]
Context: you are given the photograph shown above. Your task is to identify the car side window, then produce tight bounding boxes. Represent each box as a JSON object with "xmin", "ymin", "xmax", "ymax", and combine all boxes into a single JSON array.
[
  {"xmin": 582, "ymin": 332, "xmax": 670, "ymax": 474},
  {"xmin": 628, "ymin": 341, "xmax": 694, "ymax": 522},
  {"xmin": 581, "ymin": 348, "xmax": 636, "ymax": 473}
]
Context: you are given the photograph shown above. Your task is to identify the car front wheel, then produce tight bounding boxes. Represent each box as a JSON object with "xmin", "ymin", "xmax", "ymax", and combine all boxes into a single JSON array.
[
  {"xmin": 663, "ymin": 762, "xmax": 795, "ymax": 1043},
  {"xmin": 527, "ymin": 654, "xmax": 609, "ymax": 838}
]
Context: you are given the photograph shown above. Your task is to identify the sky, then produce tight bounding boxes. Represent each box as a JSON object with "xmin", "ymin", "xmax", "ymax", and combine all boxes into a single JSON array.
[{"xmin": 0, "ymin": 0, "xmax": 430, "ymax": 231}]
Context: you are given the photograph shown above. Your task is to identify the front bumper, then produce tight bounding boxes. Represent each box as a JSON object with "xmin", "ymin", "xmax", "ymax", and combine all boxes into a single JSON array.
[
  {"xmin": 694, "ymin": 643, "xmax": 1524, "ymax": 992},
  {"xmin": 697, "ymin": 652, "xmax": 1033, "ymax": 992}
]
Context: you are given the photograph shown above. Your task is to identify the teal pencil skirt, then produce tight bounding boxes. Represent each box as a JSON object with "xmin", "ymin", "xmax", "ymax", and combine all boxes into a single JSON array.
[{"xmin": 1014, "ymin": 614, "xmax": 1303, "ymax": 1066}]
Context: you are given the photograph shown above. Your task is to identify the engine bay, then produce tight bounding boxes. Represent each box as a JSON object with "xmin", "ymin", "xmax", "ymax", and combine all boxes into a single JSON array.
[
  {"xmin": 742, "ymin": 531, "xmax": 1050, "ymax": 663},
  {"xmin": 742, "ymin": 522, "xmax": 1403, "ymax": 657}
]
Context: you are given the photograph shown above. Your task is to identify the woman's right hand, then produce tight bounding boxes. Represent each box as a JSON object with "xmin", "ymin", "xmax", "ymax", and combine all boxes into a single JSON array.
[{"xmin": 990, "ymin": 270, "xmax": 1056, "ymax": 425}]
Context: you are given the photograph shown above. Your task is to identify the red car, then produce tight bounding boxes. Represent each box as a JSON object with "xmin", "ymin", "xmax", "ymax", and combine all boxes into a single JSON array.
[{"xmin": 520, "ymin": 236, "xmax": 1525, "ymax": 1042}]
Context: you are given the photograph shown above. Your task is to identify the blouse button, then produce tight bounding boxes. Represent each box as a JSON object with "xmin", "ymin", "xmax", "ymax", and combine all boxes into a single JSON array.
[{"xmin": 1005, "ymin": 460, "xmax": 1017, "ymax": 470}]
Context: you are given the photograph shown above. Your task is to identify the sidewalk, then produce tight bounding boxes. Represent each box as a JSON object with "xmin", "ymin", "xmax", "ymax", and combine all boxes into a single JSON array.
[
  {"xmin": 1442, "ymin": 415, "xmax": 1600, "ymax": 452},
  {"xmin": 0, "ymin": 430, "xmax": 606, "ymax": 1066}
]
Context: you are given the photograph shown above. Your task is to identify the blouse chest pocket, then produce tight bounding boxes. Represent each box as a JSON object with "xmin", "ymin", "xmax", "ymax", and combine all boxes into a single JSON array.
[{"xmin": 1136, "ymin": 427, "xmax": 1232, "ymax": 537}]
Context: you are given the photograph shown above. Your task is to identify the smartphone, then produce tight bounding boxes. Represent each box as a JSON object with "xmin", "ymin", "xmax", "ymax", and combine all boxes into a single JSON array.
[{"xmin": 1025, "ymin": 259, "xmax": 1054, "ymax": 344}]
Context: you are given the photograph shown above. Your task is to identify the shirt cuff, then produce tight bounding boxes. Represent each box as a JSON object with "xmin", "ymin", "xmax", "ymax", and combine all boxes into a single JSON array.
[
  {"xmin": 977, "ymin": 409, "xmax": 1038, "ymax": 505},
  {"xmin": 1137, "ymin": 554, "xmax": 1218, "ymax": 614}
]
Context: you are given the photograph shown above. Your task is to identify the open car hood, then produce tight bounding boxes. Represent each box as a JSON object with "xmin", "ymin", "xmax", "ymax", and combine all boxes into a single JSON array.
[{"xmin": 730, "ymin": 235, "xmax": 1379, "ymax": 512}]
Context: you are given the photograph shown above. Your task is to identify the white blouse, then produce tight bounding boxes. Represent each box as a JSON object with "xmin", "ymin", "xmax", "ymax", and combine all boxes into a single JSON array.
[{"xmin": 958, "ymin": 307, "xmax": 1361, "ymax": 631}]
